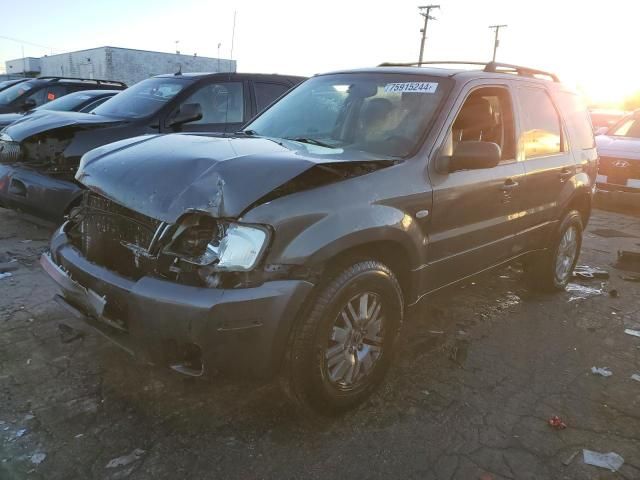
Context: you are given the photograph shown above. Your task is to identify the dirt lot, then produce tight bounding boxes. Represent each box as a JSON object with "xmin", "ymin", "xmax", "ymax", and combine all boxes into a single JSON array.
[{"xmin": 1, "ymin": 205, "xmax": 639, "ymax": 480}]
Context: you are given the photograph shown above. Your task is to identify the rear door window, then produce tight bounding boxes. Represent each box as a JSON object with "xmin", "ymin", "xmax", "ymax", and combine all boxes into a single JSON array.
[
  {"xmin": 517, "ymin": 87, "xmax": 563, "ymax": 158},
  {"xmin": 254, "ymin": 82, "xmax": 290, "ymax": 113}
]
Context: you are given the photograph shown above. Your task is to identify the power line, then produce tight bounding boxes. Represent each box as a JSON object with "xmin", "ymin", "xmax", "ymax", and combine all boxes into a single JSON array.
[
  {"xmin": 489, "ymin": 24, "xmax": 507, "ymax": 62},
  {"xmin": 0, "ymin": 35, "xmax": 56, "ymax": 53},
  {"xmin": 418, "ymin": 5, "xmax": 440, "ymax": 65}
]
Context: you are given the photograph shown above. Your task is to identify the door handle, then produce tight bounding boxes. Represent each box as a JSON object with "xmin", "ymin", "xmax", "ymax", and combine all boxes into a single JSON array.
[{"xmin": 501, "ymin": 178, "xmax": 519, "ymax": 191}]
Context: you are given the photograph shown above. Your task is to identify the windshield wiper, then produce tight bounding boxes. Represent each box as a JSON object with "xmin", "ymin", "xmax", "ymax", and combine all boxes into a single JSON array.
[{"xmin": 284, "ymin": 137, "xmax": 337, "ymax": 149}]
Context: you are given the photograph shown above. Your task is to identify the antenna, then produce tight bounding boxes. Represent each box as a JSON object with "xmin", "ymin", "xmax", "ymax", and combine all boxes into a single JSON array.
[{"xmin": 230, "ymin": 10, "xmax": 237, "ymax": 71}]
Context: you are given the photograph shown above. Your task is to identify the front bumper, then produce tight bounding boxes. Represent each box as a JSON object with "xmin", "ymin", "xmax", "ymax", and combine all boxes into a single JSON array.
[
  {"xmin": 0, "ymin": 164, "xmax": 81, "ymax": 221},
  {"xmin": 42, "ymin": 226, "xmax": 314, "ymax": 379}
]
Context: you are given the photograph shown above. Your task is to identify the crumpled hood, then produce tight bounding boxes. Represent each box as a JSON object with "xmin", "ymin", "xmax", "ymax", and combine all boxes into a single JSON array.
[
  {"xmin": 77, "ymin": 133, "xmax": 392, "ymax": 223},
  {"xmin": 596, "ymin": 135, "xmax": 640, "ymax": 160},
  {"xmin": 4, "ymin": 110, "xmax": 125, "ymax": 142}
]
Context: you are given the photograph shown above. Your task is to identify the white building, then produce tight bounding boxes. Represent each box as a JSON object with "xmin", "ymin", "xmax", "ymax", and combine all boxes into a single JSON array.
[{"xmin": 5, "ymin": 46, "xmax": 236, "ymax": 86}]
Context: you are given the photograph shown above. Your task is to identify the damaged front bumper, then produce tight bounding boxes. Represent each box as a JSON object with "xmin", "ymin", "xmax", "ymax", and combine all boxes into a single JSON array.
[{"xmin": 42, "ymin": 225, "xmax": 314, "ymax": 379}]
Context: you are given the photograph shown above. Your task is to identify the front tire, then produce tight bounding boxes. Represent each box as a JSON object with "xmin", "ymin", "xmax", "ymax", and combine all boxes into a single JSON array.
[
  {"xmin": 281, "ymin": 260, "xmax": 404, "ymax": 416},
  {"xmin": 526, "ymin": 210, "xmax": 583, "ymax": 291}
]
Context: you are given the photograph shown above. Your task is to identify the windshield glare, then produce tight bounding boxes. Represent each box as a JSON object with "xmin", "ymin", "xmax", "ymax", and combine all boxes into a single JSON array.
[
  {"xmin": 245, "ymin": 73, "xmax": 450, "ymax": 158},
  {"xmin": 610, "ymin": 115, "xmax": 640, "ymax": 138},
  {"xmin": 36, "ymin": 91, "xmax": 95, "ymax": 112},
  {"xmin": 0, "ymin": 81, "xmax": 35, "ymax": 105},
  {"xmin": 91, "ymin": 78, "xmax": 188, "ymax": 118}
]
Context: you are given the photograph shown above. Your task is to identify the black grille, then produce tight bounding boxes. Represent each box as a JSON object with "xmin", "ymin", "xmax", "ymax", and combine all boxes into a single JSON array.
[
  {"xmin": 0, "ymin": 141, "xmax": 22, "ymax": 163},
  {"xmin": 599, "ymin": 156, "xmax": 640, "ymax": 184},
  {"xmin": 73, "ymin": 193, "xmax": 162, "ymax": 277}
]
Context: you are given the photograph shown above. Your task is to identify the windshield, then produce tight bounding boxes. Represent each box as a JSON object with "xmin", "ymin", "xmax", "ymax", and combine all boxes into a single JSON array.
[
  {"xmin": 36, "ymin": 91, "xmax": 99, "ymax": 112},
  {"xmin": 609, "ymin": 115, "xmax": 640, "ymax": 138},
  {"xmin": 245, "ymin": 73, "xmax": 450, "ymax": 158},
  {"xmin": 91, "ymin": 78, "xmax": 188, "ymax": 118},
  {"xmin": 0, "ymin": 81, "xmax": 36, "ymax": 105}
]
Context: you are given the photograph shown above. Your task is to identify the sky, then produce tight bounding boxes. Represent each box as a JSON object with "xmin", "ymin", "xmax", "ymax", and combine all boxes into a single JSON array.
[{"xmin": 2, "ymin": 0, "xmax": 639, "ymax": 106}]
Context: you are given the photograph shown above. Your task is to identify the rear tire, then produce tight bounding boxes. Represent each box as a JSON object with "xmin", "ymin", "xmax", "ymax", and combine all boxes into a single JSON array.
[
  {"xmin": 526, "ymin": 210, "xmax": 583, "ymax": 291},
  {"xmin": 280, "ymin": 260, "xmax": 404, "ymax": 417}
]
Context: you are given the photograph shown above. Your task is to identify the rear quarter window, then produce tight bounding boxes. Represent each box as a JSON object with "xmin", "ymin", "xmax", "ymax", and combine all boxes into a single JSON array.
[{"xmin": 555, "ymin": 91, "xmax": 595, "ymax": 150}]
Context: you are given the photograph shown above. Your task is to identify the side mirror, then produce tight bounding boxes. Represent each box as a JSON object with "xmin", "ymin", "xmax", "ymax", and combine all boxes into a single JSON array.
[
  {"xmin": 449, "ymin": 141, "xmax": 502, "ymax": 172},
  {"xmin": 594, "ymin": 126, "xmax": 609, "ymax": 136},
  {"xmin": 21, "ymin": 98, "xmax": 36, "ymax": 111},
  {"xmin": 168, "ymin": 103, "xmax": 203, "ymax": 128}
]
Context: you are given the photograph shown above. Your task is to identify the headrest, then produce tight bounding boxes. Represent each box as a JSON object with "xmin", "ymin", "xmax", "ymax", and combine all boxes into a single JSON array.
[
  {"xmin": 454, "ymin": 97, "xmax": 496, "ymax": 130},
  {"xmin": 362, "ymin": 98, "xmax": 394, "ymax": 122}
]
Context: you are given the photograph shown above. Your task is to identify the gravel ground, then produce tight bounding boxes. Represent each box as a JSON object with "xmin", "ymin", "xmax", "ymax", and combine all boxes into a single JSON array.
[{"xmin": 1, "ymin": 205, "xmax": 639, "ymax": 480}]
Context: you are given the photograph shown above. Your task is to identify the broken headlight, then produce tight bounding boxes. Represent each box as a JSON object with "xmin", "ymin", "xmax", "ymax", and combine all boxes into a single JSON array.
[{"xmin": 165, "ymin": 217, "xmax": 268, "ymax": 272}]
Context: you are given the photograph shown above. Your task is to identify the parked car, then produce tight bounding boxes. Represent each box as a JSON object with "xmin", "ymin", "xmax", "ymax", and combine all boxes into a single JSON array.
[
  {"xmin": 590, "ymin": 108, "xmax": 627, "ymax": 134},
  {"xmin": 595, "ymin": 110, "xmax": 640, "ymax": 202},
  {"xmin": 0, "ymin": 89, "xmax": 120, "ymax": 129},
  {"xmin": 0, "ymin": 72, "xmax": 304, "ymax": 220},
  {"xmin": 0, "ymin": 77, "xmax": 126, "ymax": 114},
  {"xmin": 40, "ymin": 61, "xmax": 596, "ymax": 415},
  {"xmin": 0, "ymin": 78, "xmax": 28, "ymax": 92}
]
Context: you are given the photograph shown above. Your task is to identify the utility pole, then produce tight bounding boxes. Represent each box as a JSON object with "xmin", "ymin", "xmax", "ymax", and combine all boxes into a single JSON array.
[
  {"xmin": 489, "ymin": 24, "xmax": 507, "ymax": 62},
  {"xmin": 418, "ymin": 5, "xmax": 440, "ymax": 65}
]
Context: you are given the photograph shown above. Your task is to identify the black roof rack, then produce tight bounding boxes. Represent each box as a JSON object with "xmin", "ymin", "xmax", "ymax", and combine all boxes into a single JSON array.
[
  {"xmin": 36, "ymin": 76, "xmax": 127, "ymax": 87},
  {"xmin": 377, "ymin": 60, "xmax": 559, "ymax": 82}
]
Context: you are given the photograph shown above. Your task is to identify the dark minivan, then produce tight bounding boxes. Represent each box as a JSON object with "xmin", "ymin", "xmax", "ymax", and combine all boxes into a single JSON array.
[
  {"xmin": 41, "ymin": 62, "xmax": 597, "ymax": 415},
  {"xmin": 0, "ymin": 72, "xmax": 304, "ymax": 220}
]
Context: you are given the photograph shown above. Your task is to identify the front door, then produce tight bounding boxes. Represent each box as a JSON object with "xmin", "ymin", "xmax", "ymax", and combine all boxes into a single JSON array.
[
  {"xmin": 425, "ymin": 84, "xmax": 526, "ymax": 292},
  {"xmin": 168, "ymin": 80, "xmax": 248, "ymax": 134}
]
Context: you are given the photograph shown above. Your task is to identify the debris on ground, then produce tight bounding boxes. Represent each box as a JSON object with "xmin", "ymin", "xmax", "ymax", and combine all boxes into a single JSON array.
[
  {"xmin": 105, "ymin": 448, "xmax": 146, "ymax": 469},
  {"xmin": 591, "ymin": 367, "xmax": 613, "ymax": 377},
  {"xmin": 609, "ymin": 289, "xmax": 619, "ymax": 298},
  {"xmin": 30, "ymin": 453, "xmax": 46, "ymax": 465},
  {"xmin": 573, "ymin": 265, "xmax": 609, "ymax": 279},
  {"xmin": 582, "ymin": 449, "xmax": 624, "ymax": 472},
  {"xmin": 14, "ymin": 429, "xmax": 26, "ymax": 439},
  {"xmin": 0, "ymin": 260, "xmax": 18, "ymax": 273},
  {"xmin": 566, "ymin": 283, "xmax": 603, "ymax": 301},
  {"xmin": 624, "ymin": 329, "xmax": 640, "ymax": 338},
  {"xmin": 547, "ymin": 416, "xmax": 567, "ymax": 430},
  {"xmin": 615, "ymin": 250, "xmax": 640, "ymax": 273},
  {"xmin": 631, "ymin": 374, "xmax": 640, "ymax": 382},
  {"xmin": 562, "ymin": 450, "xmax": 579, "ymax": 466},
  {"xmin": 58, "ymin": 323, "xmax": 85, "ymax": 344},
  {"xmin": 591, "ymin": 228, "xmax": 638, "ymax": 239},
  {"xmin": 622, "ymin": 274, "xmax": 640, "ymax": 282},
  {"xmin": 448, "ymin": 338, "xmax": 470, "ymax": 366},
  {"xmin": 0, "ymin": 272, "xmax": 12, "ymax": 280}
]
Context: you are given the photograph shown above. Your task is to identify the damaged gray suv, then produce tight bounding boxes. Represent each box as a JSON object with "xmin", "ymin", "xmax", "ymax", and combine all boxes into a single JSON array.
[{"xmin": 41, "ymin": 62, "xmax": 597, "ymax": 415}]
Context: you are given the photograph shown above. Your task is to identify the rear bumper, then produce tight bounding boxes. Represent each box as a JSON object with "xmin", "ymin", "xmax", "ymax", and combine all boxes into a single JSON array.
[
  {"xmin": 42, "ymin": 226, "xmax": 314, "ymax": 379},
  {"xmin": 0, "ymin": 164, "xmax": 81, "ymax": 221},
  {"xmin": 596, "ymin": 182, "xmax": 640, "ymax": 207}
]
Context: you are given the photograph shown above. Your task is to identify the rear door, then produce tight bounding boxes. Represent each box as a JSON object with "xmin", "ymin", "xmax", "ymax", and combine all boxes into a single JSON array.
[
  {"xmin": 514, "ymin": 84, "xmax": 576, "ymax": 251},
  {"xmin": 425, "ymin": 83, "xmax": 527, "ymax": 291}
]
